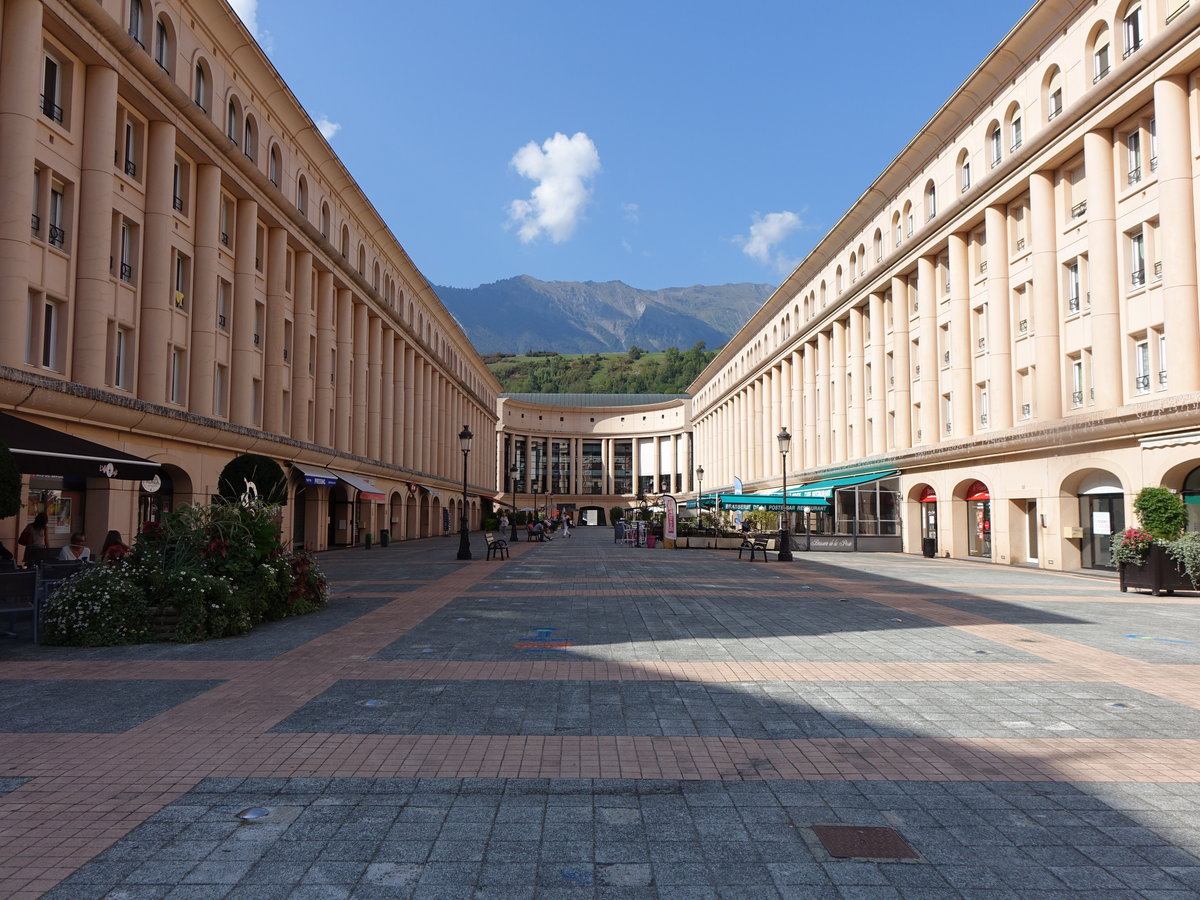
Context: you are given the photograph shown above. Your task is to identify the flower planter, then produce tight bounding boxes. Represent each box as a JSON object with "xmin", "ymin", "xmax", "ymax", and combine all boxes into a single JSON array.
[
  {"xmin": 145, "ymin": 605, "xmax": 182, "ymax": 641},
  {"xmin": 1119, "ymin": 545, "xmax": 1196, "ymax": 596}
]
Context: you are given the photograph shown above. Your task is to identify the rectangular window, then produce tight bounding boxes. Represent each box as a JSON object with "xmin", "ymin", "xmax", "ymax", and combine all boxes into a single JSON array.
[
  {"xmin": 41, "ymin": 55, "xmax": 63, "ymax": 123},
  {"xmin": 123, "ymin": 122, "xmax": 137, "ymax": 177},
  {"xmin": 41, "ymin": 300, "xmax": 58, "ymax": 369},
  {"xmin": 217, "ymin": 279, "xmax": 230, "ymax": 330},
  {"xmin": 978, "ymin": 385, "xmax": 990, "ymax": 427},
  {"xmin": 170, "ymin": 347, "xmax": 185, "ymax": 404},
  {"xmin": 254, "ymin": 302, "xmax": 264, "ymax": 348},
  {"xmin": 118, "ymin": 221, "xmax": 134, "ymax": 282},
  {"xmin": 990, "ymin": 127, "xmax": 1002, "ymax": 167},
  {"xmin": 1127, "ymin": 131, "xmax": 1142, "ymax": 184},
  {"xmin": 173, "ymin": 163, "xmax": 183, "ymax": 212},
  {"xmin": 219, "ymin": 196, "xmax": 233, "ymax": 246},
  {"xmin": 1159, "ymin": 333, "xmax": 1167, "ymax": 388},
  {"xmin": 1150, "ymin": 117, "xmax": 1158, "ymax": 172},
  {"xmin": 1049, "ymin": 88, "xmax": 1063, "ymax": 119},
  {"xmin": 1124, "ymin": 6, "xmax": 1143, "ymax": 57},
  {"xmin": 1071, "ymin": 358, "xmax": 1084, "ymax": 408},
  {"xmin": 48, "ymin": 184, "xmax": 65, "ymax": 248},
  {"xmin": 173, "ymin": 252, "xmax": 190, "ymax": 310},
  {"xmin": 1094, "ymin": 42, "xmax": 1110, "ymax": 82},
  {"xmin": 214, "ymin": 364, "xmax": 228, "ymax": 417},
  {"xmin": 960, "ymin": 161, "xmax": 971, "ymax": 192},
  {"xmin": 1067, "ymin": 262, "xmax": 1081, "ymax": 313},
  {"xmin": 905, "ymin": 213, "xmax": 914, "ymax": 237},
  {"xmin": 1010, "ymin": 117, "xmax": 1022, "ymax": 151},
  {"xmin": 1134, "ymin": 339, "xmax": 1150, "ymax": 393},
  {"xmin": 1130, "ymin": 230, "xmax": 1146, "ymax": 287},
  {"xmin": 113, "ymin": 326, "xmax": 130, "ymax": 389},
  {"xmin": 154, "ymin": 18, "xmax": 169, "ymax": 69}
]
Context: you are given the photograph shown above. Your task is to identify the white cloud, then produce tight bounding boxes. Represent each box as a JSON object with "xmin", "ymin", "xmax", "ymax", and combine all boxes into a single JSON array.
[
  {"xmin": 315, "ymin": 116, "xmax": 342, "ymax": 141},
  {"xmin": 621, "ymin": 202, "xmax": 640, "ymax": 224},
  {"xmin": 507, "ymin": 132, "xmax": 601, "ymax": 243},
  {"xmin": 227, "ymin": 0, "xmax": 259, "ymax": 37},
  {"xmin": 738, "ymin": 210, "xmax": 802, "ymax": 271}
]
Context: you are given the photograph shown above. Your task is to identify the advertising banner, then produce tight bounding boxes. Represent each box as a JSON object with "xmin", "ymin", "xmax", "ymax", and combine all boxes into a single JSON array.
[{"xmin": 663, "ymin": 494, "xmax": 677, "ymax": 541}]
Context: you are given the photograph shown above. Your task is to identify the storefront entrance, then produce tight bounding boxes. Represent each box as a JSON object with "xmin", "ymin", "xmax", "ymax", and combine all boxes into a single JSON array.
[
  {"xmin": 1081, "ymin": 493, "xmax": 1124, "ymax": 569},
  {"xmin": 966, "ymin": 481, "xmax": 992, "ymax": 558}
]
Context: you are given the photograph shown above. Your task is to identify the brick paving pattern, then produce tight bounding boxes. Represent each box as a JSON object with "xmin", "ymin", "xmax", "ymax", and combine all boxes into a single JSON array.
[{"xmin": 0, "ymin": 527, "xmax": 1198, "ymax": 897}]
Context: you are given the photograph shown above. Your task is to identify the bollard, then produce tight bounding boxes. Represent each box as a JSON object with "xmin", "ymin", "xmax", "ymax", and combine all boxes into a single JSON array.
[
  {"xmin": 364, "ymin": 533, "xmax": 372, "ymax": 550},
  {"xmin": 380, "ymin": 529, "xmax": 390, "ymax": 548}
]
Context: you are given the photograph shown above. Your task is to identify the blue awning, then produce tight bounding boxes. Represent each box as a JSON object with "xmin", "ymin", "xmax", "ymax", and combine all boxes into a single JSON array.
[
  {"xmin": 789, "ymin": 469, "xmax": 899, "ymax": 501},
  {"xmin": 291, "ymin": 462, "xmax": 339, "ymax": 487}
]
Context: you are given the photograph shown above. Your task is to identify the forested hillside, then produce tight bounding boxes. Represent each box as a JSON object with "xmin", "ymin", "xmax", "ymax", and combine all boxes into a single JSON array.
[{"xmin": 485, "ymin": 343, "xmax": 717, "ymax": 394}]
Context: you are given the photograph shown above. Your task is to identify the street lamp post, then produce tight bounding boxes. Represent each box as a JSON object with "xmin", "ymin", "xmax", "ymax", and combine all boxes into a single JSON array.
[
  {"xmin": 695, "ymin": 465, "xmax": 704, "ymax": 535},
  {"xmin": 508, "ymin": 464, "xmax": 520, "ymax": 542},
  {"xmin": 456, "ymin": 425, "xmax": 473, "ymax": 560},
  {"xmin": 776, "ymin": 427, "xmax": 793, "ymax": 561}
]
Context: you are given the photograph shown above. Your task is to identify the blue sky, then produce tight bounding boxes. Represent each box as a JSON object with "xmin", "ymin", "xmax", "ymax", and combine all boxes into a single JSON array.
[{"xmin": 234, "ymin": 1, "xmax": 1033, "ymax": 291}]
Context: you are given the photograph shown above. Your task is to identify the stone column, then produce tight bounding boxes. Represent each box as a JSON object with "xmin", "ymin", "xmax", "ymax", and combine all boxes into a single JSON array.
[
  {"xmin": 868, "ymin": 292, "xmax": 887, "ymax": 452},
  {"xmin": 314, "ymin": 270, "xmax": 334, "ymax": 447},
  {"xmin": 1029, "ymin": 170, "xmax": 1062, "ymax": 419},
  {"xmin": 0, "ymin": 0, "xmax": 42, "ymax": 365},
  {"xmin": 1154, "ymin": 76, "xmax": 1200, "ymax": 393},
  {"xmin": 984, "ymin": 204, "xmax": 1014, "ymax": 429},
  {"xmin": 403, "ymin": 342, "xmax": 416, "ymax": 467},
  {"xmin": 381, "ymin": 329, "xmax": 395, "ymax": 463},
  {"xmin": 263, "ymin": 227, "xmax": 287, "ymax": 435},
  {"xmin": 291, "ymin": 250, "xmax": 315, "ymax": 440},
  {"xmin": 802, "ymin": 344, "xmax": 817, "ymax": 468},
  {"xmin": 831, "ymin": 321, "xmax": 847, "ymax": 461},
  {"xmin": 890, "ymin": 276, "xmax": 912, "ymax": 449},
  {"xmin": 848, "ymin": 305, "xmax": 866, "ymax": 459},
  {"xmin": 72, "ymin": 65, "xmax": 118, "ymax": 387},
  {"xmin": 367, "ymin": 314, "xmax": 382, "ymax": 459},
  {"xmin": 230, "ymin": 199, "xmax": 259, "ymax": 425},
  {"xmin": 1085, "ymin": 129, "xmax": 1122, "ymax": 410},
  {"xmin": 352, "ymin": 301, "xmax": 368, "ymax": 456},
  {"xmin": 391, "ymin": 336, "xmax": 405, "ymax": 463},
  {"xmin": 335, "ymin": 287, "xmax": 353, "ymax": 452},
  {"xmin": 817, "ymin": 331, "xmax": 831, "ymax": 465},
  {"xmin": 947, "ymin": 233, "xmax": 973, "ymax": 436},
  {"xmin": 189, "ymin": 164, "xmax": 221, "ymax": 416},
  {"xmin": 917, "ymin": 255, "xmax": 939, "ymax": 442},
  {"xmin": 137, "ymin": 121, "xmax": 177, "ymax": 403}
]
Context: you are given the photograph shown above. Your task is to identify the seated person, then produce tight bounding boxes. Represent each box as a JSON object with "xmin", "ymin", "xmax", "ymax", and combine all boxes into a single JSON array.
[
  {"xmin": 100, "ymin": 530, "xmax": 131, "ymax": 563},
  {"xmin": 58, "ymin": 532, "xmax": 91, "ymax": 562}
]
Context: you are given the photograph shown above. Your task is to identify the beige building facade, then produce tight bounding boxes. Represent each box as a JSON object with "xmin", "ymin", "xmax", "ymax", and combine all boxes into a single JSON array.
[
  {"xmin": 0, "ymin": 0, "xmax": 499, "ymax": 553},
  {"xmin": 690, "ymin": 0, "xmax": 1200, "ymax": 570}
]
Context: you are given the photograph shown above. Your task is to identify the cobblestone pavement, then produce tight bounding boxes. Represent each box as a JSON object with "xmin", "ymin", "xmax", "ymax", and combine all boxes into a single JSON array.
[{"xmin": 2, "ymin": 527, "xmax": 1200, "ymax": 898}]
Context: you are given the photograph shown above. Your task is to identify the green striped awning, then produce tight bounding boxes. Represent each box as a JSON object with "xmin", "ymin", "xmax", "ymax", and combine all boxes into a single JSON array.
[{"xmin": 789, "ymin": 470, "xmax": 899, "ymax": 501}]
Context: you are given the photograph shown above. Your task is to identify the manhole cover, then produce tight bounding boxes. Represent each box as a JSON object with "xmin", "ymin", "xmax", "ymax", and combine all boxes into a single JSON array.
[{"xmin": 812, "ymin": 825, "xmax": 919, "ymax": 860}]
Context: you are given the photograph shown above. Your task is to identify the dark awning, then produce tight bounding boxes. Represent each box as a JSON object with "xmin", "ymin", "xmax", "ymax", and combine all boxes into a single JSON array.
[{"xmin": 0, "ymin": 411, "xmax": 161, "ymax": 481}]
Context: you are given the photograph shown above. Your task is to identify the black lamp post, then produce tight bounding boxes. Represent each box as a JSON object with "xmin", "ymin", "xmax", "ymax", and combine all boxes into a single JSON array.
[
  {"xmin": 695, "ymin": 465, "xmax": 704, "ymax": 534},
  {"xmin": 456, "ymin": 425, "xmax": 473, "ymax": 560},
  {"xmin": 777, "ymin": 426, "xmax": 793, "ymax": 561},
  {"xmin": 508, "ymin": 464, "xmax": 520, "ymax": 542}
]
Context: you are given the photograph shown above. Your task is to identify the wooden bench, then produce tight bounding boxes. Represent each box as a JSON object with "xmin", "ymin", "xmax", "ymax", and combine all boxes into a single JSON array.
[
  {"xmin": 739, "ymin": 538, "xmax": 769, "ymax": 561},
  {"xmin": 485, "ymin": 532, "xmax": 509, "ymax": 560}
]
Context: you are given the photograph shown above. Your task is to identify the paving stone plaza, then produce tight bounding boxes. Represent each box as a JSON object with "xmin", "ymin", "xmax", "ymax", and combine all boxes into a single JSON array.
[{"xmin": 3, "ymin": 529, "xmax": 1200, "ymax": 898}]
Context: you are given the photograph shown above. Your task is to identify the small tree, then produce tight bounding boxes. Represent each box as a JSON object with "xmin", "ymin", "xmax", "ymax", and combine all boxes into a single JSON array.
[
  {"xmin": 218, "ymin": 453, "xmax": 287, "ymax": 505},
  {"xmin": 610, "ymin": 505, "xmax": 625, "ymax": 522},
  {"xmin": 0, "ymin": 443, "xmax": 21, "ymax": 521},
  {"xmin": 1133, "ymin": 486, "xmax": 1187, "ymax": 541}
]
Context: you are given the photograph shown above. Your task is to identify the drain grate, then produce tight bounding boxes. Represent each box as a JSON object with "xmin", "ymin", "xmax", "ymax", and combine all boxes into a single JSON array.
[{"xmin": 812, "ymin": 825, "xmax": 920, "ymax": 860}]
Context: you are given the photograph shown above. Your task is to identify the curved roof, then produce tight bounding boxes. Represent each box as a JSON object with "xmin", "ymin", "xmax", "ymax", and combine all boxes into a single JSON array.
[{"xmin": 501, "ymin": 393, "xmax": 688, "ymax": 408}]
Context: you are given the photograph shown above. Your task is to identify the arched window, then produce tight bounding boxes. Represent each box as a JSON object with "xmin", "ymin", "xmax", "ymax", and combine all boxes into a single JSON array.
[
  {"xmin": 128, "ymin": 0, "xmax": 145, "ymax": 46},
  {"xmin": 193, "ymin": 60, "xmax": 210, "ymax": 113},
  {"xmin": 835, "ymin": 265, "xmax": 843, "ymax": 293},
  {"xmin": 268, "ymin": 145, "xmax": 281, "ymax": 186},
  {"xmin": 925, "ymin": 180, "xmax": 937, "ymax": 220},
  {"xmin": 242, "ymin": 115, "xmax": 256, "ymax": 162},
  {"xmin": 1091, "ymin": 23, "xmax": 1112, "ymax": 83},
  {"xmin": 1122, "ymin": 2, "xmax": 1144, "ymax": 58},
  {"xmin": 892, "ymin": 212, "xmax": 902, "ymax": 247},
  {"xmin": 848, "ymin": 255, "xmax": 856, "ymax": 283},
  {"xmin": 154, "ymin": 15, "xmax": 173, "ymax": 75},
  {"xmin": 1044, "ymin": 66, "xmax": 1064, "ymax": 120},
  {"xmin": 873, "ymin": 229, "xmax": 883, "ymax": 262},
  {"xmin": 373, "ymin": 261, "xmax": 380, "ymax": 292},
  {"xmin": 226, "ymin": 97, "xmax": 241, "ymax": 142},
  {"xmin": 958, "ymin": 149, "xmax": 972, "ymax": 192},
  {"xmin": 903, "ymin": 200, "xmax": 914, "ymax": 236},
  {"xmin": 357, "ymin": 244, "xmax": 366, "ymax": 275},
  {"xmin": 296, "ymin": 175, "xmax": 308, "ymax": 216},
  {"xmin": 1005, "ymin": 103, "xmax": 1023, "ymax": 152},
  {"xmin": 320, "ymin": 202, "xmax": 330, "ymax": 239},
  {"xmin": 857, "ymin": 244, "xmax": 866, "ymax": 276},
  {"xmin": 340, "ymin": 225, "xmax": 349, "ymax": 258},
  {"xmin": 988, "ymin": 121, "xmax": 1002, "ymax": 167},
  {"xmin": 819, "ymin": 280, "xmax": 827, "ymax": 306}
]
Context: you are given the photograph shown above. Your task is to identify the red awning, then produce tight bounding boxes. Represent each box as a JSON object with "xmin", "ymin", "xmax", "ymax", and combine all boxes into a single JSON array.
[
  {"xmin": 918, "ymin": 486, "xmax": 937, "ymax": 503},
  {"xmin": 965, "ymin": 481, "xmax": 990, "ymax": 501}
]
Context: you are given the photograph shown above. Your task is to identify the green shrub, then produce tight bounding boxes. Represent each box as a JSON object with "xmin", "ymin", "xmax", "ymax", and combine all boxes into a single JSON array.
[
  {"xmin": 1133, "ymin": 486, "xmax": 1187, "ymax": 541},
  {"xmin": 610, "ymin": 505, "xmax": 626, "ymax": 522},
  {"xmin": 42, "ymin": 497, "xmax": 327, "ymax": 646}
]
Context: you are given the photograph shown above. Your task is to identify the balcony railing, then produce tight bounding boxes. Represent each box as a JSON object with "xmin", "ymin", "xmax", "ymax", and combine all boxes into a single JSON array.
[
  {"xmin": 1072, "ymin": 390, "xmax": 1084, "ymax": 407},
  {"xmin": 1131, "ymin": 267, "xmax": 1146, "ymax": 287},
  {"xmin": 1159, "ymin": 369, "xmax": 1168, "ymax": 385},
  {"xmin": 220, "ymin": 231, "xmax": 230, "ymax": 246},
  {"xmin": 977, "ymin": 337, "xmax": 986, "ymax": 350},
  {"xmin": 945, "ymin": 422, "xmax": 953, "ymax": 434},
  {"xmin": 914, "ymin": 365, "xmax": 921, "ymax": 378},
  {"xmin": 253, "ymin": 333, "xmax": 261, "ymax": 347},
  {"xmin": 943, "ymin": 350, "xmax": 951, "ymax": 366},
  {"xmin": 1135, "ymin": 373, "xmax": 1151, "ymax": 392},
  {"xmin": 1128, "ymin": 165, "xmax": 1142, "ymax": 185},
  {"xmin": 980, "ymin": 413, "xmax": 989, "ymax": 426},
  {"xmin": 173, "ymin": 195, "xmax": 184, "ymax": 211},
  {"xmin": 1067, "ymin": 295, "xmax": 1081, "ymax": 313},
  {"xmin": 120, "ymin": 262, "xmax": 133, "ymax": 282},
  {"xmin": 979, "ymin": 260, "xmax": 988, "ymax": 273},
  {"xmin": 1018, "ymin": 318, "xmax": 1029, "ymax": 334},
  {"xmin": 124, "ymin": 159, "xmax": 137, "ymax": 177},
  {"xmin": 40, "ymin": 96, "xmax": 63, "ymax": 123},
  {"xmin": 1015, "ymin": 237, "xmax": 1026, "ymax": 251},
  {"xmin": 1154, "ymin": 261, "xmax": 1163, "ymax": 280},
  {"xmin": 1094, "ymin": 63, "xmax": 1111, "ymax": 84},
  {"xmin": 30, "ymin": 213, "xmax": 40, "ymax": 235},
  {"xmin": 217, "ymin": 314, "xmax": 227, "ymax": 329},
  {"xmin": 48, "ymin": 224, "xmax": 65, "ymax": 247},
  {"xmin": 1021, "ymin": 403, "xmax": 1032, "ymax": 418},
  {"xmin": 1071, "ymin": 201, "xmax": 1087, "ymax": 218}
]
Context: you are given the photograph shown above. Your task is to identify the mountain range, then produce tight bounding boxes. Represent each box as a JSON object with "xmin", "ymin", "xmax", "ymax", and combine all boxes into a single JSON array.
[{"xmin": 433, "ymin": 276, "xmax": 775, "ymax": 354}]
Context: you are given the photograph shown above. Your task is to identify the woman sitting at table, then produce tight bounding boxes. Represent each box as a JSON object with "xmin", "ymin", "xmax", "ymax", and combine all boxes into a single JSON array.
[{"xmin": 57, "ymin": 532, "xmax": 91, "ymax": 562}]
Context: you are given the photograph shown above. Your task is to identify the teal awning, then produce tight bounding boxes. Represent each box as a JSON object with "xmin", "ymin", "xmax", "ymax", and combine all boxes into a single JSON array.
[
  {"xmin": 715, "ymin": 492, "xmax": 830, "ymax": 510},
  {"xmin": 789, "ymin": 469, "xmax": 899, "ymax": 501}
]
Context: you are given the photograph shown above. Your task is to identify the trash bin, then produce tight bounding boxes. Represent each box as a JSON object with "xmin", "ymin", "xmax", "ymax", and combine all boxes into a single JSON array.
[
  {"xmin": 921, "ymin": 537, "xmax": 936, "ymax": 558},
  {"xmin": 647, "ymin": 535, "xmax": 657, "ymax": 549},
  {"xmin": 380, "ymin": 529, "xmax": 389, "ymax": 547}
]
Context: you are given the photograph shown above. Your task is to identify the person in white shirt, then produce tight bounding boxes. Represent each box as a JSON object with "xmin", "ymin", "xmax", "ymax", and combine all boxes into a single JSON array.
[{"xmin": 58, "ymin": 532, "xmax": 91, "ymax": 562}]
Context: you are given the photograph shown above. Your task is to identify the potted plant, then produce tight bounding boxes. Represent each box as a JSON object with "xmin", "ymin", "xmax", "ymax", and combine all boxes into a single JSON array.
[{"xmin": 1114, "ymin": 487, "xmax": 1195, "ymax": 595}]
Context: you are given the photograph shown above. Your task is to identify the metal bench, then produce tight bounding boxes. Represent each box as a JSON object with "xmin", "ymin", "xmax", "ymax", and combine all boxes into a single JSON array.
[
  {"xmin": 485, "ymin": 532, "xmax": 509, "ymax": 560},
  {"xmin": 739, "ymin": 538, "xmax": 769, "ymax": 561},
  {"xmin": 0, "ymin": 569, "xmax": 40, "ymax": 641}
]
